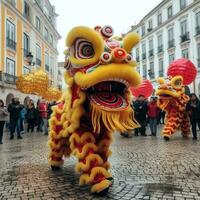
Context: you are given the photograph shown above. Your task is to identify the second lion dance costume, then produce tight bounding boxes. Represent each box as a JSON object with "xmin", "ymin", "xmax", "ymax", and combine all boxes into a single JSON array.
[
  {"xmin": 48, "ymin": 26, "xmax": 142, "ymax": 194},
  {"xmin": 156, "ymin": 58, "xmax": 197, "ymax": 141}
]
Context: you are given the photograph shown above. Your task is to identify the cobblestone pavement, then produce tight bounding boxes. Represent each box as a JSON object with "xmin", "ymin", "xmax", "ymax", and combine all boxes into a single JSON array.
[{"xmin": 0, "ymin": 126, "xmax": 200, "ymax": 200}]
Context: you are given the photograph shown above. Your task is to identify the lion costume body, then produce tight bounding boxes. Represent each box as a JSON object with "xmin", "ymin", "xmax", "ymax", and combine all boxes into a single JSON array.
[
  {"xmin": 156, "ymin": 76, "xmax": 190, "ymax": 140},
  {"xmin": 48, "ymin": 26, "xmax": 142, "ymax": 193}
]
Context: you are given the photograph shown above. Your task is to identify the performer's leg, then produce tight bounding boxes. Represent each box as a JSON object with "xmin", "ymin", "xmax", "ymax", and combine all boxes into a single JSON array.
[
  {"xmin": 162, "ymin": 111, "xmax": 180, "ymax": 140},
  {"xmin": 180, "ymin": 112, "xmax": 191, "ymax": 138},
  {"xmin": 70, "ymin": 131, "xmax": 112, "ymax": 194}
]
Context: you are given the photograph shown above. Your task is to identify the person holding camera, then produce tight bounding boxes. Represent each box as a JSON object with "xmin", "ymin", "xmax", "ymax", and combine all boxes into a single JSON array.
[{"xmin": 8, "ymin": 98, "xmax": 24, "ymax": 140}]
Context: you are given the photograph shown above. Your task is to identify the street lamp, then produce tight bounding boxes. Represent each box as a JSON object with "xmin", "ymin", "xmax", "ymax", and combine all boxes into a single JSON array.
[{"xmin": 26, "ymin": 52, "xmax": 35, "ymax": 67}]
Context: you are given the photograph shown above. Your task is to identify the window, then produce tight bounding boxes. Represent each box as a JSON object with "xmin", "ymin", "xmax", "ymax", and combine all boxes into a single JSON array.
[
  {"xmin": 23, "ymin": 1, "xmax": 30, "ymax": 19},
  {"xmin": 149, "ymin": 39, "xmax": 153, "ymax": 50},
  {"xmin": 148, "ymin": 20, "xmax": 153, "ymax": 32},
  {"xmin": 157, "ymin": 13, "xmax": 162, "ymax": 26},
  {"xmin": 180, "ymin": 20, "xmax": 189, "ymax": 42},
  {"xmin": 149, "ymin": 39, "xmax": 154, "ymax": 57},
  {"xmin": 45, "ymin": 53, "xmax": 49, "ymax": 72},
  {"xmin": 23, "ymin": 33, "xmax": 29, "ymax": 57},
  {"xmin": 141, "ymin": 24, "xmax": 145, "ymax": 36},
  {"xmin": 197, "ymin": 43, "xmax": 200, "ymax": 67},
  {"xmin": 167, "ymin": 6, "xmax": 173, "ymax": 19},
  {"xmin": 50, "ymin": 56, "xmax": 54, "ymax": 76},
  {"xmin": 180, "ymin": 0, "xmax": 186, "ymax": 10},
  {"xmin": 6, "ymin": 58, "xmax": 15, "ymax": 75},
  {"xmin": 180, "ymin": 20, "xmax": 187, "ymax": 36},
  {"xmin": 168, "ymin": 28, "xmax": 174, "ymax": 48},
  {"xmin": 36, "ymin": 44, "xmax": 41, "ymax": 66},
  {"xmin": 23, "ymin": 66, "xmax": 30, "ymax": 74},
  {"xmin": 196, "ymin": 12, "xmax": 200, "ymax": 35},
  {"xmin": 169, "ymin": 54, "xmax": 175, "ymax": 64},
  {"xmin": 142, "ymin": 43, "xmax": 146, "ymax": 59},
  {"xmin": 50, "ymin": 34, "xmax": 53, "ymax": 45},
  {"xmin": 158, "ymin": 59, "xmax": 164, "ymax": 76},
  {"xmin": 143, "ymin": 64, "xmax": 147, "ymax": 78},
  {"xmin": 136, "ymin": 48, "xmax": 140, "ymax": 62},
  {"xmin": 149, "ymin": 62, "xmax": 155, "ymax": 79},
  {"xmin": 35, "ymin": 16, "xmax": 41, "ymax": 31},
  {"xmin": 157, "ymin": 34, "xmax": 163, "ymax": 52},
  {"xmin": 182, "ymin": 48, "xmax": 189, "ymax": 59},
  {"xmin": 168, "ymin": 28, "xmax": 174, "ymax": 41},
  {"xmin": 44, "ymin": 27, "xmax": 48, "ymax": 40},
  {"xmin": 6, "ymin": 20, "xmax": 16, "ymax": 50}
]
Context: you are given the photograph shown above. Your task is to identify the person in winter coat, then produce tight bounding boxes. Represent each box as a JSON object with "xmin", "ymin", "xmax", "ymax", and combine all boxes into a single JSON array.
[
  {"xmin": 147, "ymin": 97, "xmax": 160, "ymax": 136},
  {"xmin": 8, "ymin": 98, "xmax": 23, "ymax": 140},
  {"xmin": 26, "ymin": 102, "xmax": 36, "ymax": 133},
  {"xmin": 133, "ymin": 95, "xmax": 148, "ymax": 136},
  {"xmin": 38, "ymin": 99, "xmax": 48, "ymax": 135},
  {"xmin": 0, "ymin": 99, "xmax": 8, "ymax": 144},
  {"xmin": 18, "ymin": 107, "xmax": 27, "ymax": 134},
  {"xmin": 186, "ymin": 93, "xmax": 200, "ymax": 140}
]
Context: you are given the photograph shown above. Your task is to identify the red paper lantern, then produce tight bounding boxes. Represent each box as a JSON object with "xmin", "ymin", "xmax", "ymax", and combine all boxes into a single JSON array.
[
  {"xmin": 130, "ymin": 79, "xmax": 153, "ymax": 98},
  {"xmin": 167, "ymin": 58, "xmax": 197, "ymax": 85}
]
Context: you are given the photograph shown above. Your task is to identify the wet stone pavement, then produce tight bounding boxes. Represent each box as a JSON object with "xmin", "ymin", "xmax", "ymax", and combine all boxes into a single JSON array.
[{"xmin": 0, "ymin": 127, "xmax": 200, "ymax": 200}]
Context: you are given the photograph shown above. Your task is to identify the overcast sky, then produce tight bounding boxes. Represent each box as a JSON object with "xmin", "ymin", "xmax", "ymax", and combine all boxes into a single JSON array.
[{"xmin": 50, "ymin": 0, "xmax": 162, "ymax": 62}]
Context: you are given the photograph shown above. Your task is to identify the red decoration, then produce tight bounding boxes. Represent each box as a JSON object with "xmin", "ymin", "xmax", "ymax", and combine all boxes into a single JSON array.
[
  {"xmin": 130, "ymin": 79, "xmax": 153, "ymax": 98},
  {"xmin": 167, "ymin": 58, "xmax": 197, "ymax": 85}
]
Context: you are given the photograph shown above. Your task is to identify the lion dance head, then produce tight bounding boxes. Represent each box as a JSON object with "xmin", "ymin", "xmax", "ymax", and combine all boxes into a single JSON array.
[{"xmin": 63, "ymin": 25, "xmax": 141, "ymax": 134}]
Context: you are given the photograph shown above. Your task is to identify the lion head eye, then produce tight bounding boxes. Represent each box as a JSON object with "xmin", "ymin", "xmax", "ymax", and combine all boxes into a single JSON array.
[{"xmin": 72, "ymin": 38, "xmax": 94, "ymax": 59}]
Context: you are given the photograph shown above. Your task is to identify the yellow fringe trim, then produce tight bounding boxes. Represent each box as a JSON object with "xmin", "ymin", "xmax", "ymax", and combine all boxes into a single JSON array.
[
  {"xmin": 79, "ymin": 166, "xmax": 112, "ymax": 185},
  {"xmin": 75, "ymin": 154, "xmax": 104, "ymax": 173},
  {"xmin": 91, "ymin": 179, "xmax": 112, "ymax": 193},
  {"xmin": 91, "ymin": 104, "xmax": 139, "ymax": 133},
  {"xmin": 72, "ymin": 143, "xmax": 98, "ymax": 159},
  {"xmin": 69, "ymin": 132, "xmax": 95, "ymax": 150},
  {"xmin": 48, "ymin": 140, "xmax": 62, "ymax": 149}
]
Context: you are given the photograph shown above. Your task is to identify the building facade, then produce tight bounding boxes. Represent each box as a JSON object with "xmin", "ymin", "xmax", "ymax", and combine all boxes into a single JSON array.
[
  {"xmin": 130, "ymin": 0, "xmax": 200, "ymax": 96},
  {"xmin": 0, "ymin": 0, "xmax": 61, "ymax": 105}
]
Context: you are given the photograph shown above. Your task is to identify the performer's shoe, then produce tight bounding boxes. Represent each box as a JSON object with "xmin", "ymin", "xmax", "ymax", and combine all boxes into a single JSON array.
[
  {"xmin": 51, "ymin": 166, "xmax": 61, "ymax": 171},
  {"xmin": 163, "ymin": 136, "xmax": 170, "ymax": 141},
  {"xmin": 94, "ymin": 178, "xmax": 113, "ymax": 196}
]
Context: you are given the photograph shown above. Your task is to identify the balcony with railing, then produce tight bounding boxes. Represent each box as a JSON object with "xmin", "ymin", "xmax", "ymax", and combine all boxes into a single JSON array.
[
  {"xmin": 180, "ymin": 32, "xmax": 190, "ymax": 43},
  {"xmin": 6, "ymin": 37, "xmax": 16, "ymax": 51},
  {"xmin": 149, "ymin": 49, "xmax": 154, "ymax": 57},
  {"xmin": 147, "ymin": 28, "xmax": 152, "ymax": 33},
  {"xmin": 157, "ymin": 45, "xmax": 163, "ymax": 53},
  {"xmin": 0, "ymin": 72, "xmax": 17, "ymax": 85},
  {"xmin": 168, "ymin": 39, "xmax": 175, "ymax": 49},
  {"xmin": 36, "ymin": 58, "xmax": 41, "ymax": 66},
  {"xmin": 142, "ymin": 53, "xmax": 146, "ymax": 60},
  {"xmin": 196, "ymin": 26, "xmax": 200, "ymax": 36}
]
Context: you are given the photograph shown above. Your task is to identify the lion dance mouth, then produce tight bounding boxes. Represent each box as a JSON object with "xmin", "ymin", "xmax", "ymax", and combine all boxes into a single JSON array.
[{"xmin": 48, "ymin": 25, "xmax": 142, "ymax": 194}]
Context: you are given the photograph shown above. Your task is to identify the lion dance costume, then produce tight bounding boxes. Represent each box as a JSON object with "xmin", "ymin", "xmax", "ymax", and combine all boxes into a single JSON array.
[
  {"xmin": 156, "ymin": 58, "xmax": 197, "ymax": 141},
  {"xmin": 48, "ymin": 25, "xmax": 142, "ymax": 194}
]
